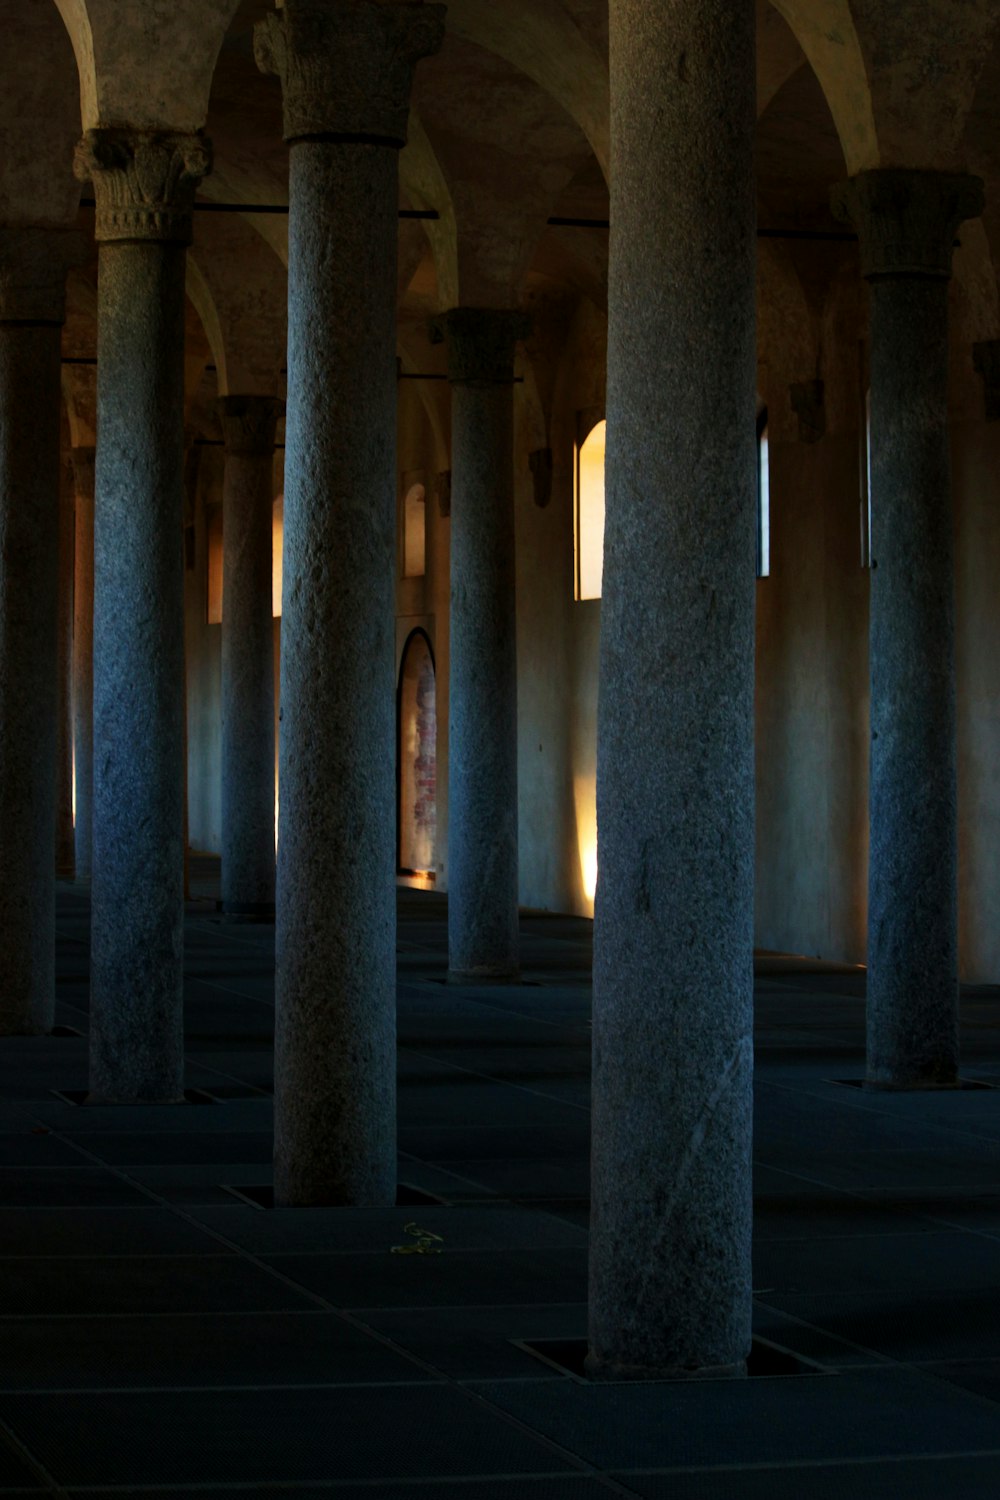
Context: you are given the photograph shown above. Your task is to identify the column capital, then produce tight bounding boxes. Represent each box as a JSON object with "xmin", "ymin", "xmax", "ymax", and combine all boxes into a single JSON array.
[
  {"xmin": 832, "ymin": 169, "xmax": 984, "ymax": 281},
  {"xmin": 74, "ymin": 129, "xmax": 212, "ymax": 246},
  {"xmin": 0, "ymin": 227, "xmax": 86, "ymax": 324},
  {"xmin": 71, "ymin": 446, "xmax": 96, "ymax": 498},
  {"xmin": 432, "ymin": 307, "xmax": 532, "ymax": 386},
  {"xmin": 255, "ymin": 0, "xmax": 445, "ymax": 148},
  {"xmin": 217, "ymin": 395, "xmax": 284, "ymax": 457}
]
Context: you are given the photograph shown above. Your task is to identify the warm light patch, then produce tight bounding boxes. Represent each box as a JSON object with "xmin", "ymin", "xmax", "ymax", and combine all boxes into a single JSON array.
[
  {"xmin": 573, "ymin": 773, "xmax": 598, "ymax": 913},
  {"xmin": 272, "ymin": 494, "xmax": 283, "ymax": 617},
  {"xmin": 575, "ymin": 420, "xmax": 606, "ymax": 601}
]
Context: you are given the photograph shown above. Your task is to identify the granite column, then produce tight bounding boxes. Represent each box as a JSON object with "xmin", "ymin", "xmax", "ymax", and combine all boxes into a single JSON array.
[
  {"xmin": 833, "ymin": 170, "xmax": 984, "ymax": 1089},
  {"xmin": 55, "ymin": 453, "xmax": 76, "ymax": 878},
  {"xmin": 71, "ymin": 445, "xmax": 95, "ymax": 879},
  {"xmin": 75, "ymin": 130, "xmax": 210, "ymax": 1102},
  {"xmin": 589, "ymin": 0, "xmax": 757, "ymax": 1378},
  {"xmin": 441, "ymin": 309, "xmax": 527, "ymax": 984},
  {"xmin": 0, "ymin": 229, "xmax": 80, "ymax": 1034},
  {"xmin": 256, "ymin": 0, "xmax": 444, "ymax": 1204},
  {"xmin": 218, "ymin": 395, "xmax": 282, "ymax": 921}
]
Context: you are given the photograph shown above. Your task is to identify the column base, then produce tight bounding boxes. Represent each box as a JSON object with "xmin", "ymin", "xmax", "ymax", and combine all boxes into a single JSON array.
[
  {"xmin": 863, "ymin": 1075, "xmax": 961, "ymax": 1092},
  {"xmin": 447, "ymin": 966, "xmax": 520, "ymax": 986},
  {"xmin": 584, "ymin": 1352, "xmax": 748, "ymax": 1382}
]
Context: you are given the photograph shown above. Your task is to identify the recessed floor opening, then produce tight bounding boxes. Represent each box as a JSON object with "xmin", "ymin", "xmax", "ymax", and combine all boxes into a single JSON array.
[
  {"xmin": 221, "ymin": 1181, "xmax": 449, "ymax": 1209},
  {"xmin": 515, "ymin": 1336, "xmax": 831, "ymax": 1381}
]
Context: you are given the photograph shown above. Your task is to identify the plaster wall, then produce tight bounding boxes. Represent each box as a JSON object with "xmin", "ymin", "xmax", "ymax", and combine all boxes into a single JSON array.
[{"xmin": 754, "ymin": 431, "xmax": 869, "ymax": 963}]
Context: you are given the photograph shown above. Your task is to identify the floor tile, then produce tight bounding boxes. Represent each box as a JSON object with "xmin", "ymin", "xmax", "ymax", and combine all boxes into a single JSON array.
[{"xmin": 6, "ymin": 1386, "xmax": 573, "ymax": 1486}]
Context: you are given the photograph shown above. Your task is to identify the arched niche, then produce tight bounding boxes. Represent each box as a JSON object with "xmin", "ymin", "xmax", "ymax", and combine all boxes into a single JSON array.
[{"xmin": 397, "ymin": 629, "xmax": 437, "ymax": 883}]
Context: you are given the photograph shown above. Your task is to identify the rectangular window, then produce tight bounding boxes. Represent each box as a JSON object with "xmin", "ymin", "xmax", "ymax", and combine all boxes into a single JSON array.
[
  {"xmin": 575, "ymin": 419, "xmax": 606, "ymax": 601},
  {"xmin": 757, "ymin": 410, "xmax": 770, "ymax": 579}
]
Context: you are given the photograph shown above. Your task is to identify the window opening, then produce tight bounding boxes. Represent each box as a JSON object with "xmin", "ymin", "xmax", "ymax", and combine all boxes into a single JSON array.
[{"xmin": 757, "ymin": 408, "xmax": 770, "ymax": 579}]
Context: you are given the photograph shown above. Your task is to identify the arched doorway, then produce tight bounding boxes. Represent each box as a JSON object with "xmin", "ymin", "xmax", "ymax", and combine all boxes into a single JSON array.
[{"xmin": 397, "ymin": 629, "xmax": 437, "ymax": 883}]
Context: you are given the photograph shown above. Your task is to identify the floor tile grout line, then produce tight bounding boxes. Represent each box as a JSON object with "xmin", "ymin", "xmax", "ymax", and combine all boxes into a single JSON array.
[
  {"xmin": 402, "ymin": 1047, "xmax": 593, "ymax": 1116},
  {"xmin": 0, "ymin": 1411, "xmax": 69, "ymax": 1499}
]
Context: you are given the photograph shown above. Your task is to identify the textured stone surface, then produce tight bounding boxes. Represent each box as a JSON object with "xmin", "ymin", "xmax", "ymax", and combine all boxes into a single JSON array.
[
  {"xmin": 589, "ymin": 0, "xmax": 757, "ymax": 1377},
  {"xmin": 218, "ymin": 395, "xmax": 281, "ymax": 919},
  {"xmin": 835, "ymin": 169, "xmax": 982, "ymax": 1089},
  {"xmin": 443, "ymin": 307, "xmax": 528, "ymax": 983},
  {"xmin": 265, "ymin": 3, "xmax": 442, "ymax": 1206},
  {"xmin": 84, "ymin": 132, "xmax": 209, "ymax": 1103},
  {"xmin": 55, "ymin": 453, "xmax": 76, "ymax": 878},
  {"xmin": 72, "ymin": 446, "xmax": 96, "ymax": 880},
  {"xmin": 0, "ymin": 319, "xmax": 62, "ymax": 1034},
  {"xmin": 275, "ymin": 140, "xmax": 398, "ymax": 1204}
]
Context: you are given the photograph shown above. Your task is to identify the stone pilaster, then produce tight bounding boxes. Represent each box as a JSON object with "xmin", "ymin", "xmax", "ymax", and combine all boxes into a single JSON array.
[
  {"xmin": 0, "ymin": 227, "xmax": 84, "ymax": 1035},
  {"xmin": 71, "ymin": 446, "xmax": 96, "ymax": 880},
  {"xmin": 833, "ymin": 168, "xmax": 984, "ymax": 1089},
  {"xmin": 972, "ymin": 340, "xmax": 1000, "ymax": 421},
  {"xmin": 75, "ymin": 129, "xmax": 211, "ymax": 1102},
  {"xmin": 789, "ymin": 379, "xmax": 825, "ymax": 444},
  {"xmin": 217, "ymin": 394, "xmax": 282, "ymax": 921},
  {"xmin": 256, "ymin": 0, "xmax": 444, "ymax": 1205},
  {"xmin": 436, "ymin": 307, "xmax": 529, "ymax": 984},
  {"xmin": 589, "ymin": 0, "xmax": 757, "ymax": 1380}
]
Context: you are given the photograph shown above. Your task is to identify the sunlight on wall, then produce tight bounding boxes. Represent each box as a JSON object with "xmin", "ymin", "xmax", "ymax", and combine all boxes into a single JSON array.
[
  {"xmin": 573, "ymin": 773, "xmax": 598, "ymax": 913},
  {"xmin": 575, "ymin": 420, "xmax": 606, "ymax": 601}
]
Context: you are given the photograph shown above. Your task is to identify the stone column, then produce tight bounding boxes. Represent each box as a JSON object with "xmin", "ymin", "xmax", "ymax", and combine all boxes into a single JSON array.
[
  {"xmin": 71, "ymin": 445, "xmax": 96, "ymax": 879},
  {"xmin": 0, "ymin": 228, "xmax": 81, "ymax": 1034},
  {"xmin": 218, "ymin": 395, "xmax": 282, "ymax": 921},
  {"xmin": 440, "ymin": 308, "xmax": 528, "ymax": 984},
  {"xmin": 588, "ymin": 0, "xmax": 757, "ymax": 1380},
  {"xmin": 75, "ymin": 130, "xmax": 211, "ymax": 1103},
  {"xmin": 55, "ymin": 453, "xmax": 76, "ymax": 878},
  {"xmin": 833, "ymin": 169, "xmax": 984, "ymax": 1089},
  {"xmin": 255, "ymin": 0, "xmax": 444, "ymax": 1205}
]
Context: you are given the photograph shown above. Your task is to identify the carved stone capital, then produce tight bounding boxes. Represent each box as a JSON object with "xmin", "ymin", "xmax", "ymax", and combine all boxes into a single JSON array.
[
  {"xmin": 432, "ymin": 308, "xmax": 532, "ymax": 386},
  {"xmin": 0, "ymin": 227, "xmax": 87, "ymax": 324},
  {"xmin": 831, "ymin": 169, "xmax": 983, "ymax": 281},
  {"xmin": 71, "ymin": 446, "xmax": 96, "ymax": 500},
  {"xmin": 217, "ymin": 395, "xmax": 284, "ymax": 457},
  {"xmin": 74, "ymin": 129, "xmax": 212, "ymax": 246},
  {"xmin": 789, "ymin": 379, "xmax": 825, "ymax": 444},
  {"xmin": 255, "ymin": 0, "xmax": 445, "ymax": 147}
]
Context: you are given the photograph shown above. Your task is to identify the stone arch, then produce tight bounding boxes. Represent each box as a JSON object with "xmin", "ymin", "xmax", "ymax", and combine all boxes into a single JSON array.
[
  {"xmin": 397, "ymin": 627, "xmax": 438, "ymax": 881},
  {"xmin": 444, "ymin": 0, "xmax": 609, "ymax": 180},
  {"xmin": 767, "ymin": 0, "xmax": 878, "ymax": 173}
]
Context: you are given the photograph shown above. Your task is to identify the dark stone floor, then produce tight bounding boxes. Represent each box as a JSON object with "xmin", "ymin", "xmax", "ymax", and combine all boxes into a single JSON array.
[{"xmin": 1, "ymin": 860, "xmax": 1000, "ymax": 1493}]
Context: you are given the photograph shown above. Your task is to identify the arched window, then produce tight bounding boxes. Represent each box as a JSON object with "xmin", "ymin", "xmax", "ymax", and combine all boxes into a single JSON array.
[
  {"xmin": 402, "ymin": 482, "xmax": 426, "ymax": 578},
  {"xmin": 397, "ymin": 630, "xmax": 437, "ymax": 883},
  {"xmin": 757, "ymin": 408, "xmax": 770, "ymax": 579},
  {"xmin": 575, "ymin": 418, "xmax": 606, "ymax": 601}
]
